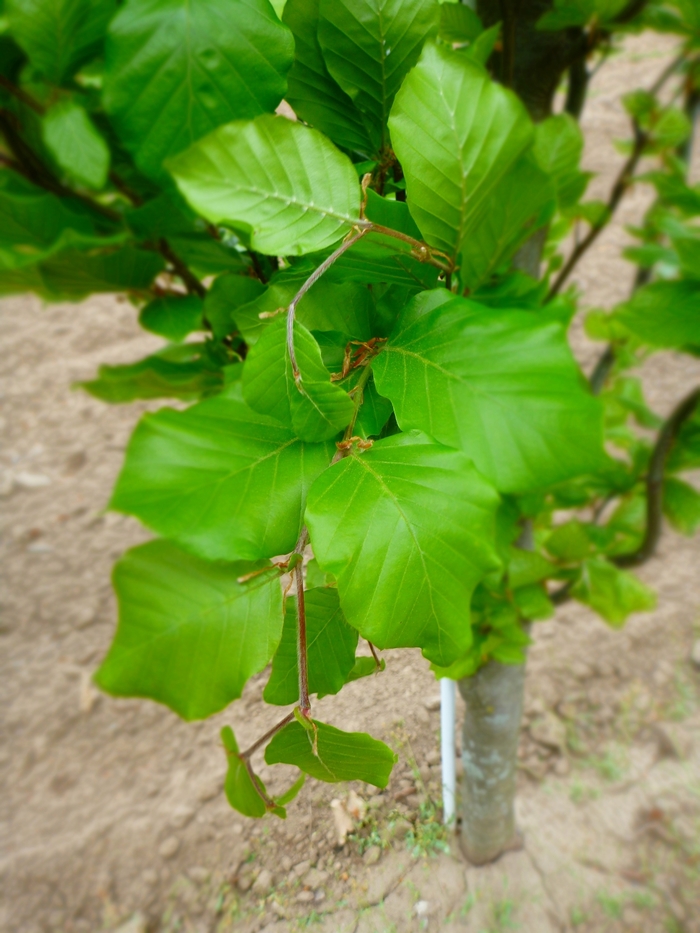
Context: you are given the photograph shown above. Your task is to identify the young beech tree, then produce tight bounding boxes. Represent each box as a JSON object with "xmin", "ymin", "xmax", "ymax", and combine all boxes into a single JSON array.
[{"xmin": 2, "ymin": 0, "xmax": 700, "ymax": 865}]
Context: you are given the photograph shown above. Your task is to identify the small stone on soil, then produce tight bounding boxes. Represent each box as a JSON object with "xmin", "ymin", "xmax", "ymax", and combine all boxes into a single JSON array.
[
  {"xmin": 362, "ymin": 845, "xmax": 381, "ymax": 866},
  {"xmin": 252, "ymin": 869, "xmax": 273, "ymax": 895},
  {"xmin": 529, "ymin": 711, "xmax": 567, "ymax": 752},
  {"xmin": 114, "ymin": 914, "xmax": 147, "ymax": 933},
  {"xmin": 293, "ymin": 859, "xmax": 311, "ymax": 877},
  {"xmin": 424, "ymin": 696, "xmax": 441, "ymax": 712},
  {"xmin": 159, "ymin": 836, "xmax": 180, "ymax": 859}
]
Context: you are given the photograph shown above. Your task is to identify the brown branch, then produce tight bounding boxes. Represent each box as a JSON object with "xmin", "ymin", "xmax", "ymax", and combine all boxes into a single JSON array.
[
  {"xmin": 615, "ymin": 386, "xmax": 700, "ymax": 567},
  {"xmin": 158, "ymin": 238, "xmax": 206, "ymax": 298},
  {"xmin": 589, "ymin": 344, "xmax": 616, "ymax": 395},
  {"xmin": 109, "ymin": 170, "xmax": 144, "ymax": 207},
  {"xmin": 248, "ymin": 250, "xmax": 269, "ymax": 283},
  {"xmin": 551, "ymin": 385, "xmax": 700, "ymax": 606},
  {"xmin": 548, "ymin": 53, "xmax": 686, "ymax": 301},
  {"xmin": 548, "ymin": 123, "xmax": 648, "ymax": 299},
  {"xmin": 0, "ymin": 76, "xmax": 45, "ymax": 114}
]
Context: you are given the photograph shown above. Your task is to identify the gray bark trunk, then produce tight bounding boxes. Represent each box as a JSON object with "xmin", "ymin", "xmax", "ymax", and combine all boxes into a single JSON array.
[{"xmin": 457, "ymin": 660, "xmax": 526, "ymax": 864}]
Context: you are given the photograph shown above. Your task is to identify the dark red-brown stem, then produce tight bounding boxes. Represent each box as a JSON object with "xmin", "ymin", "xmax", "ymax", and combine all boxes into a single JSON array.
[
  {"xmin": 552, "ymin": 386, "xmax": 700, "ymax": 604},
  {"xmin": 616, "ymin": 386, "xmax": 700, "ymax": 567}
]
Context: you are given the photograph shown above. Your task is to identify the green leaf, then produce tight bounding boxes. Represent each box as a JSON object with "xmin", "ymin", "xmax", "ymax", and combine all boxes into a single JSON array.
[
  {"xmin": 545, "ymin": 521, "xmax": 595, "ymax": 561},
  {"xmin": 111, "ymin": 383, "xmax": 334, "ymax": 561},
  {"xmin": 462, "ymin": 22, "xmax": 500, "ymax": 66},
  {"xmin": 6, "ymin": 0, "xmax": 115, "ymax": 84},
  {"xmin": 40, "ymin": 246, "xmax": 163, "ymax": 298},
  {"xmin": 1, "ymin": 243, "xmax": 164, "ymax": 300},
  {"xmin": 305, "ymin": 558, "xmax": 334, "ymax": 588},
  {"xmin": 221, "ymin": 726, "xmax": 269, "ymax": 818},
  {"xmin": 373, "ymin": 291, "xmax": 605, "ymax": 494},
  {"xmin": 265, "ymin": 719, "xmax": 397, "ymax": 787},
  {"xmin": 283, "ymin": 0, "xmax": 374, "ymax": 154},
  {"xmin": 672, "ymin": 234, "xmax": 700, "ymax": 279},
  {"xmin": 139, "ymin": 295, "xmax": 203, "ymax": 341},
  {"xmin": 663, "ymin": 476, "xmax": 700, "ymax": 535},
  {"xmin": 538, "ymin": 0, "xmax": 628, "ymax": 30},
  {"xmin": 305, "ymin": 431, "xmax": 500, "ymax": 666},
  {"xmin": 459, "ymin": 154, "xmax": 555, "ymax": 291},
  {"xmin": 388, "ymin": 43, "xmax": 533, "ymax": 263},
  {"xmin": 356, "ymin": 378, "xmax": 393, "ymax": 438},
  {"xmin": 242, "ymin": 316, "xmax": 354, "ymax": 441},
  {"xmin": 264, "ymin": 587, "xmax": 358, "ymax": 705},
  {"xmin": 231, "ymin": 271, "xmax": 373, "ymax": 346},
  {"xmin": 204, "ymin": 274, "xmax": 266, "ymax": 340},
  {"xmin": 667, "ymin": 409, "xmax": 700, "ymax": 472},
  {"xmin": 512, "ymin": 584, "xmax": 553, "ymax": 621},
  {"xmin": 615, "ymin": 280, "xmax": 700, "ymax": 348},
  {"xmin": 77, "ymin": 344, "xmax": 227, "ymax": 403},
  {"xmin": 572, "ymin": 558, "xmax": 656, "ymax": 627},
  {"xmin": 42, "ymin": 101, "xmax": 110, "ymax": 190},
  {"xmin": 439, "ymin": 2, "xmax": 483, "ymax": 43},
  {"xmin": 507, "ymin": 548, "xmax": 554, "ymax": 589},
  {"xmin": 275, "ymin": 772, "xmax": 305, "ymax": 806},
  {"xmin": 104, "ymin": 0, "xmax": 294, "ymax": 180},
  {"xmin": 0, "ymin": 170, "xmax": 101, "ymax": 270},
  {"xmin": 345, "ymin": 655, "xmax": 385, "ymax": 686},
  {"xmin": 317, "ymin": 0, "xmax": 440, "ymax": 152},
  {"xmin": 169, "ymin": 114, "xmax": 361, "ymax": 256},
  {"xmin": 95, "ymin": 539, "xmax": 284, "ymax": 720},
  {"xmin": 533, "ymin": 113, "xmax": 588, "ymax": 209}
]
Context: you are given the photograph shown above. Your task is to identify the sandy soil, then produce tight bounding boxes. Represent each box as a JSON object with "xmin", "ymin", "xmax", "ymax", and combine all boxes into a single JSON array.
[{"xmin": 2, "ymin": 31, "xmax": 700, "ymax": 933}]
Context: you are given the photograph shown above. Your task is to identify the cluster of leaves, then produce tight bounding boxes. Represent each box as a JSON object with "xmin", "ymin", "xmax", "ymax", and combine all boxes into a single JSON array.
[{"xmin": 1, "ymin": 0, "xmax": 699, "ymax": 819}]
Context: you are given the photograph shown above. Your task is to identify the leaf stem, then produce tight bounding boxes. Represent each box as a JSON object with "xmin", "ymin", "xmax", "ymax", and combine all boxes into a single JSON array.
[
  {"xmin": 287, "ymin": 227, "xmax": 370, "ymax": 384},
  {"xmin": 240, "ymin": 711, "xmax": 296, "ymax": 759}
]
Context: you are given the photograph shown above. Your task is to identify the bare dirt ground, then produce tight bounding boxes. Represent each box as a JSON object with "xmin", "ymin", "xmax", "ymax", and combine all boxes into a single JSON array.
[{"xmin": 2, "ymin": 31, "xmax": 700, "ymax": 933}]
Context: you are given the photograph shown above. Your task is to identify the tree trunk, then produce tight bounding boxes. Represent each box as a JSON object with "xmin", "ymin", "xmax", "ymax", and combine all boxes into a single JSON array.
[{"xmin": 457, "ymin": 660, "xmax": 526, "ymax": 863}]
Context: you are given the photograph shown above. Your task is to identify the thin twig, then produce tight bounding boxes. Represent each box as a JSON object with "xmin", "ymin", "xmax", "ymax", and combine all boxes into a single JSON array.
[
  {"xmin": 552, "ymin": 385, "xmax": 700, "ymax": 605},
  {"xmin": 548, "ymin": 54, "xmax": 686, "ymax": 301},
  {"xmin": 0, "ymin": 75, "xmax": 45, "ymax": 114},
  {"xmin": 240, "ymin": 711, "xmax": 296, "ymax": 759},
  {"xmin": 615, "ymin": 386, "xmax": 700, "ymax": 567},
  {"xmin": 589, "ymin": 345, "xmax": 616, "ymax": 395},
  {"xmin": 287, "ymin": 228, "xmax": 370, "ymax": 383},
  {"xmin": 158, "ymin": 238, "xmax": 206, "ymax": 298},
  {"xmin": 548, "ymin": 124, "xmax": 648, "ymax": 299}
]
